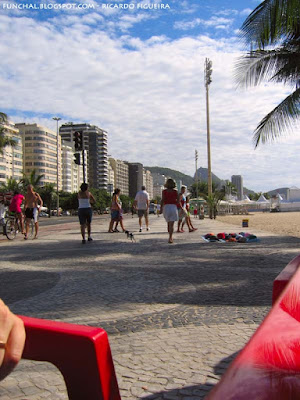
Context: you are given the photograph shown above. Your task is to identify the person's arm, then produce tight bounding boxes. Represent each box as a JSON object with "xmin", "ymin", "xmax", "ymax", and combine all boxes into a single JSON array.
[
  {"xmin": 0, "ymin": 299, "xmax": 26, "ymax": 381},
  {"xmin": 133, "ymin": 200, "xmax": 137, "ymax": 209},
  {"xmin": 24, "ymin": 196, "xmax": 28, "ymax": 210},
  {"xmin": 160, "ymin": 192, "xmax": 165, "ymax": 212},
  {"xmin": 35, "ymin": 193, "xmax": 43, "ymax": 211},
  {"xmin": 178, "ymin": 193, "xmax": 183, "ymax": 209},
  {"xmin": 89, "ymin": 192, "xmax": 96, "ymax": 205}
]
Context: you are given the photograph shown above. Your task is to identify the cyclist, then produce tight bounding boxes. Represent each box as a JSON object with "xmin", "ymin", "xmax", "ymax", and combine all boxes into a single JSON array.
[{"xmin": 8, "ymin": 190, "xmax": 25, "ymax": 234}]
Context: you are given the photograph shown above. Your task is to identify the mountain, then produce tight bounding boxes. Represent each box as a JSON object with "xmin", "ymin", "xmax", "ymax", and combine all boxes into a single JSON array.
[
  {"xmin": 146, "ymin": 166, "xmax": 256, "ymax": 195},
  {"xmin": 267, "ymin": 187, "xmax": 289, "ymax": 198},
  {"xmin": 145, "ymin": 166, "xmax": 194, "ymax": 187},
  {"xmin": 194, "ymin": 167, "xmax": 223, "ymax": 186}
]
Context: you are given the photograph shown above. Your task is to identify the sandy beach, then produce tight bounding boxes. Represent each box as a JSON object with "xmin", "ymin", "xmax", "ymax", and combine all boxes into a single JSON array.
[{"xmin": 218, "ymin": 211, "xmax": 300, "ymax": 238}]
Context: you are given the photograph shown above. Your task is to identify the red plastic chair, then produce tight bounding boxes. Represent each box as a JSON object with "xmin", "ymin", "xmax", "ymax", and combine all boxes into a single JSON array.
[
  {"xmin": 207, "ymin": 255, "xmax": 300, "ymax": 399},
  {"xmin": 272, "ymin": 253, "xmax": 300, "ymax": 304},
  {"xmin": 20, "ymin": 316, "xmax": 121, "ymax": 400}
]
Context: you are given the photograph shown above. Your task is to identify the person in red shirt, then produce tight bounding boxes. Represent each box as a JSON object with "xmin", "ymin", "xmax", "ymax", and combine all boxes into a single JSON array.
[
  {"xmin": 161, "ymin": 178, "xmax": 178, "ymax": 243},
  {"xmin": 9, "ymin": 190, "xmax": 25, "ymax": 234}
]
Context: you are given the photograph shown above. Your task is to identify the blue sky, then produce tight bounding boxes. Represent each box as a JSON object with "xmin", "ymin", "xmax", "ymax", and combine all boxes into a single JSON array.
[{"xmin": 1, "ymin": 0, "xmax": 299, "ymax": 192}]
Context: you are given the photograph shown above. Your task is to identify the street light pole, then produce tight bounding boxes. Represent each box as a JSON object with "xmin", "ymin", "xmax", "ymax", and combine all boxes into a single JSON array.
[
  {"xmin": 195, "ymin": 149, "xmax": 198, "ymax": 200},
  {"xmin": 53, "ymin": 117, "xmax": 61, "ymax": 217},
  {"xmin": 204, "ymin": 58, "xmax": 213, "ymax": 196}
]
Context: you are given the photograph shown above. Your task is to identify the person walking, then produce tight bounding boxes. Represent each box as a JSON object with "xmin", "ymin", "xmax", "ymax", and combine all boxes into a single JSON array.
[
  {"xmin": 134, "ymin": 186, "xmax": 150, "ymax": 232},
  {"xmin": 185, "ymin": 196, "xmax": 197, "ymax": 232},
  {"xmin": 108, "ymin": 188, "xmax": 126, "ymax": 233},
  {"xmin": 177, "ymin": 186, "xmax": 187, "ymax": 233},
  {"xmin": 78, "ymin": 183, "xmax": 95, "ymax": 244},
  {"xmin": 24, "ymin": 185, "xmax": 43, "ymax": 240},
  {"xmin": 161, "ymin": 178, "xmax": 178, "ymax": 244}
]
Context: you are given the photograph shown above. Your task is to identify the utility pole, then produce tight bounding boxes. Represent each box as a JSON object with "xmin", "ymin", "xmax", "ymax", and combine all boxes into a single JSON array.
[
  {"xmin": 195, "ymin": 149, "xmax": 198, "ymax": 199},
  {"xmin": 204, "ymin": 58, "xmax": 212, "ymax": 196}
]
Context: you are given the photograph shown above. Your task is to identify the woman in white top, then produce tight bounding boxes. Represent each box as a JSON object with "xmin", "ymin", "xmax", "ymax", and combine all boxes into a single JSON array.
[{"xmin": 78, "ymin": 183, "xmax": 95, "ymax": 244}]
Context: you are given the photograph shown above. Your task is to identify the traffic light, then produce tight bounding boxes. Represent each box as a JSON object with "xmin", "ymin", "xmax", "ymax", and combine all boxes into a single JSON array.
[
  {"xmin": 74, "ymin": 153, "xmax": 80, "ymax": 165},
  {"xmin": 73, "ymin": 131, "xmax": 83, "ymax": 151}
]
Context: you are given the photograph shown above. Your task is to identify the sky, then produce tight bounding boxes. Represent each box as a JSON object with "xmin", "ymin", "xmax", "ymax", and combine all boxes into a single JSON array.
[{"xmin": 0, "ymin": 0, "xmax": 299, "ymax": 192}]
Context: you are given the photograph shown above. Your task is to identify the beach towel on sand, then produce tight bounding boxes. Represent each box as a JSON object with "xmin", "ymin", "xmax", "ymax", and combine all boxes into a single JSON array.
[{"xmin": 201, "ymin": 232, "xmax": 259, "ymax": 243}]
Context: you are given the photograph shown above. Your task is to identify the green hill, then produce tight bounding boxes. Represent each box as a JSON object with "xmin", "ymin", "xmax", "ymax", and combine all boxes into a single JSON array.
[
  {"xmin": 146, "ymin": 166, "xmax": 256, "ymax": 194},
  {"xmin": 145, "ymin": 166, "xmax": 194, "ymax": 187}
]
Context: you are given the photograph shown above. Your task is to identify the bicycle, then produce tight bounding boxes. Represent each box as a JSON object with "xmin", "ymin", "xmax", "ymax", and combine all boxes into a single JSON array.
[{"xmin": 5, "ymin": 213, "xmax": 34, "ymax": 240}]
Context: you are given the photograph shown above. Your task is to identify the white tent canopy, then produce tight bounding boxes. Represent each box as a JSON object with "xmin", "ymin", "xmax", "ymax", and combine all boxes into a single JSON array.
[{"xmin": 257, "ymin": 194, "xmax": 269, "ymax": 203}]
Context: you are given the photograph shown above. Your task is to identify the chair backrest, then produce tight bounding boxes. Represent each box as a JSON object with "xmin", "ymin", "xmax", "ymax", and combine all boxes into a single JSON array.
[
  {"xmin": 20, "ymin": 316, "xmax": 121, "ymax": 400},
  {"xmin": 207, "ymin": 254, "xmax": 300, "ymax": 400}
]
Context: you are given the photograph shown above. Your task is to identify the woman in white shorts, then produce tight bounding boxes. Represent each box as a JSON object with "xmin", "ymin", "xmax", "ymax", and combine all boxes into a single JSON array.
[{"xmin": 161, "ymin": 178, "xmax": 178, "ymax": 243}]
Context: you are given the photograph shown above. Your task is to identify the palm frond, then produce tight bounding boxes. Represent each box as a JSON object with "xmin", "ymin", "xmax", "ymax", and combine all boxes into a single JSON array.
[
  {"xmin": 0, "ymin": 113, "xmax": 8, "ymax": 124},
  {"xmin": 253, "ymin": 88, "xmax": 300, "ymax": 147},
  {"xmin": 235, "ymin": 48, "xmax": 300, "ymax": 88},
  {"xmin": 240, "ymin": 0, "xmax": 300, "ymax": 48}
]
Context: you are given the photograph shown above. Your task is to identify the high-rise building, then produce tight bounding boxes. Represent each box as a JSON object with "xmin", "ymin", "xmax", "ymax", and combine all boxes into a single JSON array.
[
  {"xmin": 128, "ymin": 162, "xmax": 153, "ymax": 199},
  {"xmin": 0, "ymin": 121, "xmax": 23, "ymax": 185},
  {"xmin": 61, "ymin": 142, "xmax": 83, "ymax": 192},
  {"xmin": 16, "ymin": 123, "xmax": 61, "ymax": 189},
  {"xmin": 59, "ymin": 123, "xmax": 108, "ymax": 190},
  {"xmin": 143, "ymin": 169, "xmax": 153, "ymax": 199},
  {"xmin": 128, "ymin": 162, "xmax": 144, "ymax": 198},
  {"xmin": 107, "ymin": 161, "xmax": 115, "ymax": 196},
  {"xmin": 109, "ymin": 158, "xmax": 129, "ymax": 196},
  {"xmin": 231, "ymin": 175, "xmax": 243, "ymax": 200}
]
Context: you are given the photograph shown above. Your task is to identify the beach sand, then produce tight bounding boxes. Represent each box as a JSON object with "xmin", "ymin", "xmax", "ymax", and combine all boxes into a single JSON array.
[{"xmin": 218, "ymin": 211, "xmax": 300, "ymax": 238}]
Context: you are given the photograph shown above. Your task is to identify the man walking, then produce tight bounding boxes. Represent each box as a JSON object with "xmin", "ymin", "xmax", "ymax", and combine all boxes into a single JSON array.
[
  {"xmin": 24, "ymin": 184, "xmax": 43, "ymax": 239},
  {"xmin": 134, "ymin": 186, "xmax": 150, "ymax": 232},
  {"xmin": 177, "ymin": 186, "xmax": 187, "ymax": 233}
]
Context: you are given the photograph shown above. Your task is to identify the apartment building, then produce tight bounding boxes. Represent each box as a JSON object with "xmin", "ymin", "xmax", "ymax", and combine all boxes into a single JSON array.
[
  {"xmin": 59, "ymin": 123, "xmax": 108, "ymax": 190},
  {"xmin": 143, "ymin": 169, "xmax": 153, "ymax": 199},
  {"xmin": 16, "ymin": 123, "xmax": 61, "ymax": 189},
  {"xmin": 61, "ymin": 142, "xmax": 83, "ymax": 192},
  {"xmin": 231, "ymin": 175, "xmax": 243, "ymax": 200},
  {"xmin": 128, "ymin": 162, "xmax": 144, "ymax": 198},
  {"xmin": 0, "ymin": 121, "xmax": 23, "ymax": 186},
  {"xmin": 109, "ymin": 158, "xmax": 129, "ymax": 196}
]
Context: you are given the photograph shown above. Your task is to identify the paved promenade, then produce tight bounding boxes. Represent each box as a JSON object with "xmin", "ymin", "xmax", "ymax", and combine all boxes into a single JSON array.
[{"xmin": 0, "ymin": 214, "xmax": 300, "ymax": 399}]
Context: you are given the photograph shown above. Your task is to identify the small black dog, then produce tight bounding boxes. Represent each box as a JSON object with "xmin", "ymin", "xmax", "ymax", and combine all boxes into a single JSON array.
[{"xmin": 125, "ymin": 230, "xmax": 135, "ymax": 242}]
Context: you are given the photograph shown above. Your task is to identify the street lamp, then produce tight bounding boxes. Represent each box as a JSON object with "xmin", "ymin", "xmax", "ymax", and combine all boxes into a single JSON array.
[
  {"xmin": 195, "ymin": 149, "xmax": 198, "ymax": 200},
  {"xmin": 204, "ymin": 58, "xmax": 212, "ymax": 196},
  {"xmin": 53, "ymin": 117, "xmax": 61, "ymax": 217}
]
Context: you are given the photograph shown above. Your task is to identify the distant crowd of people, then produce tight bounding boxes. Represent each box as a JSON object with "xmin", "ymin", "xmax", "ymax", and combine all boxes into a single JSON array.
[
  {"xmin": 78, "ymin": 180, "xmax": 203, "ymax": 245},
  {"xmin": 1, "ymin": 181, "xmax": 204, "ymax": 245},
  {"xmin": 0, "ymin": 185, "xmax": 43, "ymax": 240}
]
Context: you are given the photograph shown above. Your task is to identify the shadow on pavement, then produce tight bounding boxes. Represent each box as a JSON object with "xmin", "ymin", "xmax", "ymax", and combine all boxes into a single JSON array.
[
  {"xmin": 1, "ymin": 235, "xmax": 298, "ymax": 312},
  {"xmin": 141, "ymin": 383, "xmax": 215, "ymax": 399}
]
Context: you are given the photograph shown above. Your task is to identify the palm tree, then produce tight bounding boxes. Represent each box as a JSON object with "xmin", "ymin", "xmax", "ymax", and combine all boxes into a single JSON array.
[
  {"xmin": 20, "ymin": 169, "xmax": 44, "ymax": 191},
  {"xmin": 40, "ymin": 183, "xmax": 56, "ymax": 217},
  {"xmin": 0, "ymin": 178, "xmax": 21, "ymax": 193},
  {"xmin": 0, "ymin": 112, "xmax": 17, "ymax": 154},
  {"xmin": 236, "ymin": 0, "xmax": 300, "ymax": 147}
]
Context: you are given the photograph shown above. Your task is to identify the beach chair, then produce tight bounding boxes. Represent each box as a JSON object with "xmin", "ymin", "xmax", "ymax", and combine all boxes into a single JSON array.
[{"xmin": 20, "ymin": 316, "xmax": 121, "ymax": 400}]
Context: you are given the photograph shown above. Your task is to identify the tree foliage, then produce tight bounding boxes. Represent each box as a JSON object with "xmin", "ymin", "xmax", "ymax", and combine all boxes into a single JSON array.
[
  {"xmin": 236, "ymin": 0, "xmax": 300, "ymax": 146},
  {"xmin": 0, "ymin": 112, "xmax": 17, "ymax": 154},
  {"xmin": 40, "ymin": 183, "xmax": 56, "ymax": 217},
  {"xmin": 20, "ymin": 169, "xmax": 44, "ymax": 191}
]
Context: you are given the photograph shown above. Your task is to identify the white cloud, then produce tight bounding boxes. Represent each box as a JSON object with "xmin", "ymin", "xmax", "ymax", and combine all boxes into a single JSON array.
[
  {"xmin": 240, "ymin": 8, "xmax": 253, "ymax": 16},
  {"xmin": 0, "ymin": 13, "xmax": 298, "ymax": 192},
  {"xmin": 174, "ymin": 16, "xmax": 234, "ymax": 31}
]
